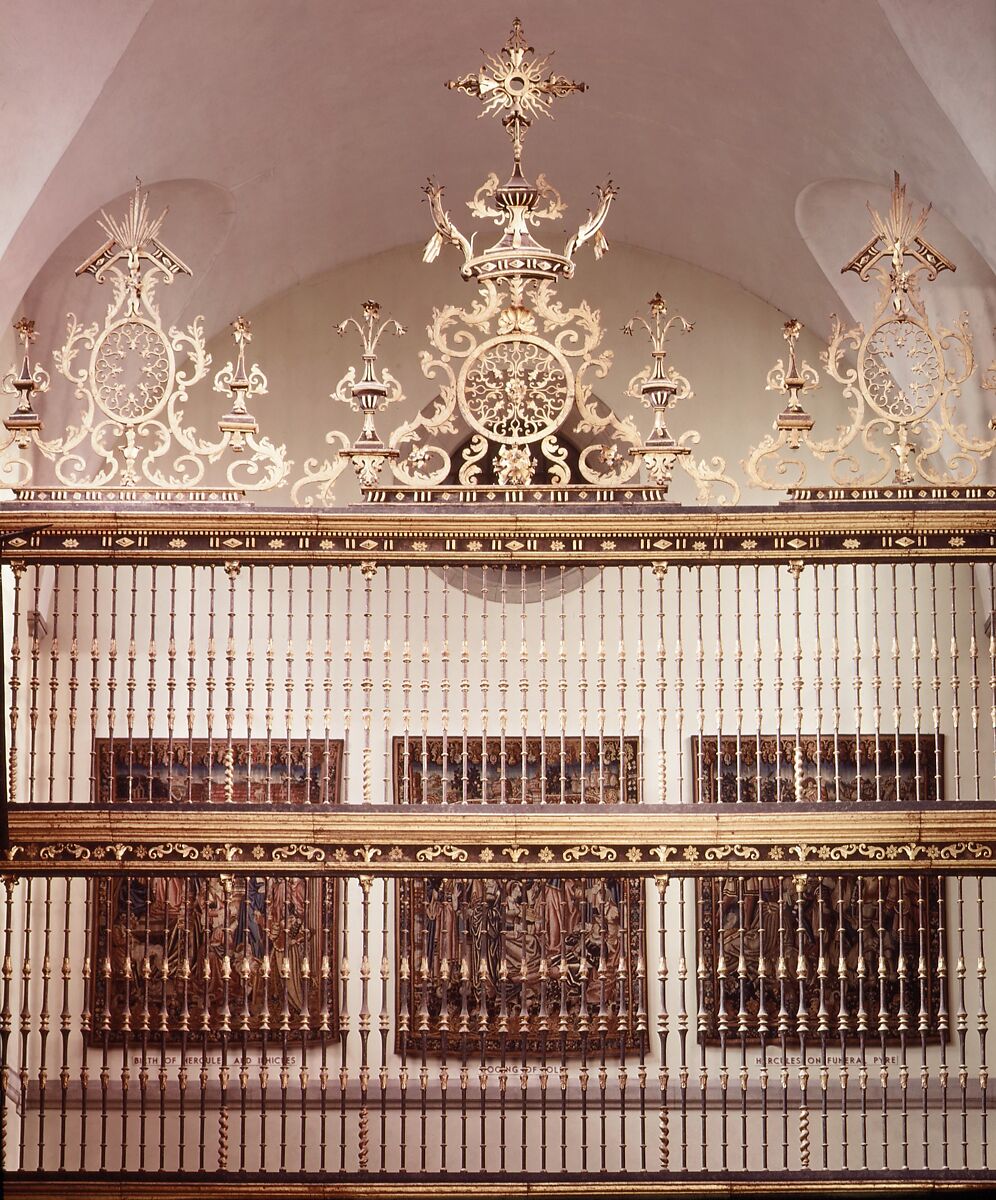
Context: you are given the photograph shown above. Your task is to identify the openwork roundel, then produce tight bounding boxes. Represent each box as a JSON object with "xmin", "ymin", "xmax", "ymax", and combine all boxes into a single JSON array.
[
  {"xmin": 458, "ymin": 335, "xmax": 573, "ymax": 445},
  {"xmin": 91, "ymin": 319, "xmax": 173, "ymax": 422},
  {"xmin": 861, "ymin": 318, "xmax": 941, "ymax": 421}
]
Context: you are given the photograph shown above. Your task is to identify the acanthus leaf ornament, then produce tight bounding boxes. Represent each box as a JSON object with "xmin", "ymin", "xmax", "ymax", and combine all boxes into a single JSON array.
[
  {"xmin": 6, "ymin": 182, "xmax": 290, "ymax": 499},
  {"xmin": 745, "ymin": 173, "xmax": 993, "ymax": 492}
]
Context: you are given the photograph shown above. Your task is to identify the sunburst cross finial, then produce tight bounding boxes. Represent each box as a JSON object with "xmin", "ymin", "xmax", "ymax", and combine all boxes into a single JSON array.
[{"xmin": 446, "ymin": 17, "xmax": 586, "ymax": 170}]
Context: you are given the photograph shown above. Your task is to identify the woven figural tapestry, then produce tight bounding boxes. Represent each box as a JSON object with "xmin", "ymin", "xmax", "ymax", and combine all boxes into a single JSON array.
[
  {"xmin": 392, "ymin": 734, "xmax": 640, "ymax": 804},
  {"xmin": 696, "ymin": 873, "xmax": 944, "ymax": 1043},
  {"xmin": 91, "ymin": 875, "xmax": 336, "ymax": 1043},
  {"xmin": 397, "ymin": 875, "xmax": 647, "ymax": 1055},
  {"xmin": 690, "ymin": 733, "xmax": 942, "ymax": 805},
  {"xmin": 95, "ymin": 737, "xmax": 344, "ymax": 805}
]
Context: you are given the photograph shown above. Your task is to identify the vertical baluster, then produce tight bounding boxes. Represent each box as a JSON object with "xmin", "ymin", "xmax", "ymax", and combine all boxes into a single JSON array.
[
  {"xmin": 304, "ymin": 565, "xmax": 316, "ymax": 806},
  {"xmin": 816, "ymin": 877, "xmax": 830, "ymax": 1169},
  {"xmin": 156, "ymin": 874, "xmax": 172, "ymax": 1171},
  {"xmin": 27, "ymin": 565, "xmax": 42, "ymax": 806},
  {"xmin": 398, "ymin": 881, "xmax": 410, "ymax": 1174},
  {"xmin": 976, "ymin": 876, "xmax": 989, "ymax": 1167},
  {"xmin": 813, "ymin": 565, "xmax": 824, "ymax": 799},
  {"xmin": 479, "ymin": 566, "xmax": 490, "ymax": 803},
  {"xmin": 929, "ymin": 565, "xmax": 943, "ymax": 803},
  {"xmin": 358, "ymin": 876, "xmax": 372, "ymax": 1172},
  {"xmin": 851, "ymin": 565, "xmax": 864, "ymax": 804},
  {"xmin": 205, "ymin": 566, "xmax": 217, "ymax": 805},
  {"xmin": 420, "ymin": 567, "xmax": 430, "ymax": 806},
  {"xmin": 457, "ymin": 904, "xmax": 470, "ymax": 1172},
  {"xmin": 617, "ymin": 881, "xmax": 631, "ymax": 1172},
  {"xmin": 916, "ymin": 875, "xmax": 929, "ymax": 1168},
  {"xmin": 635, "ymin": 881, "xmax": 648, "ymax": 1172},
  {"xmin": 910, "ymin": 565, "xmax": 924, "ymax": 805},
  {"xmin": 559, "ymin": 566, "xmax": 568, "ymax": 805},
  {"xmin": 498, "ymin": 568, "xmax": 509, "ymax": 803},
  {"xmin": 773, "ymin": 567, "xmax": 784, "ymax": 803},
  {"xmin": 339, "ymin": 877, "xmax": 351, "ymax": 1171},
  {"xmin": 359, "ymin": 564, "xmax": 374, "ymax": 806},
  {"xmin": 222, "ymin": 565, "xmax": 238, "ymax": 804},
  {"xmin": 17, "ymin": 878, "xmax": 34, "ymax": 1171},
  {"xmin": 4, "ymin": 562, "xmax": 24, "ymax": 804},
  {"xmin": 417, "ymin": 893, "xmax": 430, "ymax": 1174},
  {"xmin": 319, "ymin": 877, "xmax": 332, "ymax": 1172},
  {"xmin": 79, "ymin": 877, "xmax": 93, "ymax": 1172},
  {"xmin": 164, "ymin": 567, "xmax": 177, "ymax": 808},
  {"xmin": 656, "ymin": 875, "xmax": 670, "ymax": 1168},
  {"xmin": 399, "ymin": 566, "xmax": 411, "ymax": 806},
  {"xmin": 538, "ymin": 881, "xmax": 550, "ymax": 1172},
  {"xmin": 830, "ymin": 566, "xmax": 842, "ymax": 802},
  {"xmin": 876, "ymin": 876, "xmax": 890, "ymax": 1168},
  {"xmin": 322, "ymin": 567, "xmax": 333, "ymax": 805},
  {"xmin": 870, "ymin": 567, "xmax": 884, "ymax": 803},
  {"xmin": 713, "ymin": 565, "xmax": 724, "ymax": 810},
  {"xmin": 264, "ymin": 566, "xmax": 276, "ymax": 804},
  {"xmin": 715, "ymin": 880, "xmax": 729, "ymax": 1170},
  {"xmin": 238, "ymin": 876, "xmax": 251, "ymax": 1173},
  {"xmin": 218, "ymin": 875, "xmax": 232, "ymax": 1173},
  {"xmin": 937, "ymin": 875, "xmax": 950, "ymax": 1167},
  {"xmin": 737, "ymin": 878, "xmax": 749, "ymax": 1169},
  {"xmin": 597, "ymin": 879, "xmax": 609, "ymax": 1172},
  {"xmin": 98, "ymin": 875, "xmax": 110, "ymax": 1171},
  {"xmin": 693, "ymin": 566, "xmax": 706, "ymax": 810},
  {"xmin": 898, "ymin": 876, "xmax": 910, "ymax": 1168},
  {"xmin": 283, "ymin": 567, "xmax": 296, "ymax": 807},
  {"xmin": 695, "ymin": 877, "xmax": 709, "ymax": 1170},
  {"xmin": 890, "ymin": 563, "xmax": 903, "ymax": 804},
  {"xmin": 989, "ymin": 564, "xmax": 996, "ymax": 800},
  {"xmin": 519, "ymin": 565, "xmax": 528, "ymax": 806},
  {"xmin": 45, "ymin": 566, "xmax": 60, "ymax": 805},
  {"xmin": 733, "ymin": 565, "xmax": 744, "ymax": 805},
  {"xmin": 753, "ymin": 565, "xmax": 763, "ymax": 807},
  {"xmin": 557, "ymin": 875, "xmax": 569, "ymax": 1172},
  {"xmin": 968, "ymin": 566, "xmax": 982, "ymax": 804},
  {"xmin": 519, "ymin": 881, "xmax": 530, "ymax": 1171},
  {"xmin": 58, "ymin": 878, "xmax": 72, "ymax": 1172},
  {"xmin": 137, "ymin": 872, "xmax": 152, "ymax": 1172},
  {"xmin": 144, "ymin": 566, "xmax": 158, "ymax": 810},
  {"xmin": 378, "ymin": 877, "xmax": 390, "ymax": 1173},
  {"xmin": 277, "ymin": 878, "xmax": 291, "ymax": 1172},
  {"xmin": 578, "ymin": 568, "xmax": 588, "ymax": 805},
  {"xmin": 790, "ymin": 562, "xmax": 807, "ymax": 802},
  {"xmin": 89, "ymin": 567, "xmax": 100, "ymax": 806},
  {"xmin": 676, "ymin": 876, "xmax": 689, "ymax": 1170},
  {"xmin": 67, "ymin": 567, "xmax": 80, "ymax": 805},
  {"xmin": 538, "ymin": 565, "xmax": 549, "ymax": 805},
  {"xmin": 836, "ymin": 876, "xmax": 851, "ymax": 1170},
  {"xmin": 36, "ymin": 878, "xmax": 52, "ymax": 1168},
  {"xmin": 758, "ymin": 879, "xmax": 770, "ymax": 1170},
  {"xmin": 617, "ymin": 565, "xmax": 627, "ymax": 809},
  {"xmin": 382, "ymin": 571, "xmax": 393, "ymax": 806},
  {"xmin": 596, "ymin": 567, "xmax": 607, "ymax": 806},
  {"xmin": 855, "ymin": 874, "xmax": 870, "ymax": 1169},
  {"xmin": 124, "ymin": 565, "xmax": 138, "ymax": 805},
  {"xmin": 794, "ymin": 875, "xmax": 811, "ymax": 1170},
  {"xmin": 440, "ymin": 566, "xmax": 451, "ymax": 806},
  {"xmin": 185, "ymin": 569, "xmax": 198, "ymax": 805},
  {"xmin": 635, "ymin": 566, "xmax": 648, "ymax": 808},
  {"xmin": 776, "ymin": 877, "xmax": 790, "ymax": 1169},
  {"xmin": 198, "ymin": 873, "xmax": 212, "ymax": 1173},
  {"xmin": 460, "ymin": 566, "xmax": 470, "ymax": 805},
  {"xmin": 495, "ymin": 878, "xmax": 509, "ymax": 1171},
  {"xmin": 654, "ymin": 564, "xmax": 668, "ymax": 805},
  {"xmin": 950, "ymin": 565, "xmax": 963, "ymax": 803},
  {"xmin": 245, "ymin": 567, "xmax": 255, "ymax": 804}
]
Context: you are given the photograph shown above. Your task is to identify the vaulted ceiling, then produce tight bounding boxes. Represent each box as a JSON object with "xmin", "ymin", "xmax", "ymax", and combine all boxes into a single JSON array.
[{"xmin": 2, "ymin": 0, "xmax": 994, "ymax": 343}]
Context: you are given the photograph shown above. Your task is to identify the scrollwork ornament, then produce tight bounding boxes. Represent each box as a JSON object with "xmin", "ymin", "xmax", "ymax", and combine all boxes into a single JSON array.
[
  {"xmin": 415, "ymin": 844, "xmax": 470, "ymax": 863},
  {"xmin": 21, "ymin": 185, "xmax": 290, "ymax": 497},
  {"xmin": 746, "ymin": 175, "xmax": 993, "ymax": 491}
]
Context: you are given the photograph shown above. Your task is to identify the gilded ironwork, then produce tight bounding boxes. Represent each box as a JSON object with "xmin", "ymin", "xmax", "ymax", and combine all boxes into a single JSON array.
[
  {"xmin": 746, "ymin": 173, "xmax": 994, "ymax": 490},
  {"xmin": 0, "ymin": 184, "xmax": 289, "ymax": 497}
]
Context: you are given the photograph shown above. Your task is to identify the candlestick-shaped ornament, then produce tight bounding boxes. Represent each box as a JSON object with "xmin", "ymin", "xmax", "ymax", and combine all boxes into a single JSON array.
[
  {"xmin": 625, "ymin": 293, "xmax": 693, "ymax": 492},
  {"xmin": 214, "ymin": 317, "xmax": 267, "ymax": 452},
  {"xmin": 338, "ymin": 301, "xmax": 405, "ymax": 489},
  {"xmin": 3, "ymin": 318, "xmax": 49, "ymax": 441},
  {"xmin": 768, "ymin": 318, "xmax": 818, "ymax": 449}
]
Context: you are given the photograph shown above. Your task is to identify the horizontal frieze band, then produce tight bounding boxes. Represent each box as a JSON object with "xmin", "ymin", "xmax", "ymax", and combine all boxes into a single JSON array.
[
  {"xmin": 4, "ymin": 804, "xmax": 995, "ymax": 875},
  {"xmin": 0, "ymin": 501, "xmax": 994, "ymax": 564}
]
